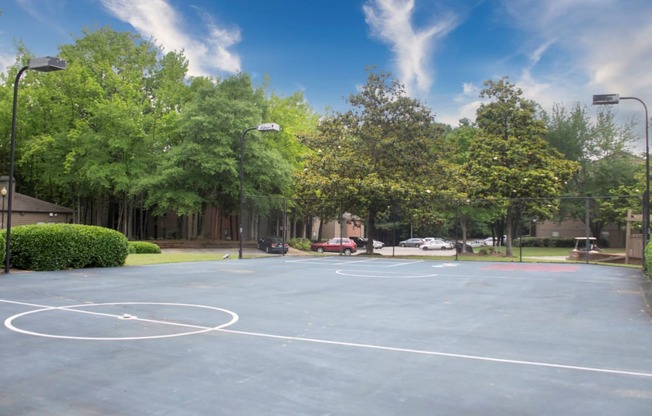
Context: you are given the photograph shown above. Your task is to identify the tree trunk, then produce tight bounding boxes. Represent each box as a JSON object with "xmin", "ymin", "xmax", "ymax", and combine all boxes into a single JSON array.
[
  {"xmin": 365, "ymin": 208, "xmax": 377, "ymax": 254},
  {"xmin": 505, "ymin": 210, "xmax": 514, "ymax": 257},
  {"xmin": 460, "ymin": 217, "xmax": 470, "ymax": 253}
]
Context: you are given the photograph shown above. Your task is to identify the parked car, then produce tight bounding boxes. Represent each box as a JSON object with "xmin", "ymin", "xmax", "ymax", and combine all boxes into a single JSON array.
[
  {"xmin": 349, "ymin": 236, "xmax": 368, "ymax": 248},
  {"xmin": 455, "ymin": 241, "xmax": 474, "ymax": 253},
  {"xmin": 257, "ymin": 236, "xmax": 289, "ymax": 254},
  {"xmin": 349, "ymin": 237, "xmax": 384, "ymax": 249},
  {"xmin": 399, "ymin": 238, "xmax": 424, "ymax": 247},
  {"xmin": 423, "ymin": 237, "xmax": 447, "ymax": 244},
  {"xmin": 467, "ymin": 239, "xmax": 485, "ymax": 247},
  {"xmin": 310, "ymin": 238, "xmax": 358, "ymax": 255},
  {"xmin": 420, "ymin": 239, "xmax": 453, "ymax": 250},
  {"xmin": 483, "ymin": 236, "xmax": 506, "ymax": 246}
]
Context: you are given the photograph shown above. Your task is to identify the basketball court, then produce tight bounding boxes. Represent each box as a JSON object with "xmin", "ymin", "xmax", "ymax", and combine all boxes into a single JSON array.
[{"xmin": 1, "ymin": 257, "xmax": 651, "ymax": 415}]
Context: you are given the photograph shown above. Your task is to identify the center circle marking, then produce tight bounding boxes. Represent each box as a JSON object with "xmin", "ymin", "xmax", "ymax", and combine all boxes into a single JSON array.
[{"xmin": 4, "ymin": 302, "xmax": 239, "ymax": 341}]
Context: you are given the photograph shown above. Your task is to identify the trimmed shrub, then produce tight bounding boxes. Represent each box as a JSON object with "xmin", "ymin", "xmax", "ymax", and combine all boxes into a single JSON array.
[
  {"xmin": 515, "ymin": 237, "xmax": 578, "ymax": 248},
  {"xmin": 9, "ymin": 224, "xmax": 128, "ymax": 271},
  {"xmin": 128, "ymin": 241, "xmax": 161, "ymax": 254},
  {"xmin": 0, "ymin": 232, "xmax": 5, "ymax": 266},
  {"xmin": 477, "ymin": 246, "xmax": 493, "ymax": 255},
  {"xmin": 646, "ymin": 241, "xmax": 652, "ymax": 277},
  {"xmin": 288, "ymin": 237, "xmax": 311, "ymax": 251}
]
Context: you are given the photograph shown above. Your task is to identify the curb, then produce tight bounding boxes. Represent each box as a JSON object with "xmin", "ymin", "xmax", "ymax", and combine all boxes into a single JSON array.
[{"xmin": 639, "ymin": 276, "xmax": 652, "ymax": 316}]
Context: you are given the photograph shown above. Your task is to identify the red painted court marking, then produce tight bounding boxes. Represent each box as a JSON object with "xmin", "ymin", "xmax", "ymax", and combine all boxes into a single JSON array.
[{"xmin": 481, "ymin": 263, "xmax": 580, "ymax": 272}]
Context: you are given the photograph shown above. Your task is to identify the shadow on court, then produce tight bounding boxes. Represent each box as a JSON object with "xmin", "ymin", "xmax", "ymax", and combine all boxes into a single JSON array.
[{"xmin": 1, "ymin": 257, "xmax": 651, "ymax": 415}]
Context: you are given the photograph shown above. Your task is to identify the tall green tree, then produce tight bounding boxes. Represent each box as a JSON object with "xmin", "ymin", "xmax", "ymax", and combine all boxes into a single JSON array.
[
  {"xmin": 295, "ymin": 70, "xmax": 455, "ymax": 252},
  {"xmin": 470, "ymin": 77, "xmax": 578, "ymax": 256},
  {"xmin": 545, "ymin": 102, "xmax": 640, "ymax": 238},
  {"xmin": 145, "ymin": 75, "xmax": 260, "ymax": 217},
  {"xmin": 8, "ymin": 27, "xmax": 188, "ymax": 238},
  {"xmin": 444, "ymin": 122, "xmax": 500, "ymax": 249},
  {"xmin": 265, "ymin": 92, "xmax": 319, "ymax": 238}
]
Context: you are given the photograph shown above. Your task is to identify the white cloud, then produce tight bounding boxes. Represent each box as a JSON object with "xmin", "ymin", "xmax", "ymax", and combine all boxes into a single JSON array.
[
  {"xmin": 492, "ymin": 0, "xmax": 652, "ymax": 150},
  {"xmin": 100, "ymin": 0, "xmax": 241, "ymax": 76},
  {"xmin": 498, "ymin": 0, "xmax": 652, "ymax": 103},
  {"xmin": 432, "ymin": 82, "xmax": 482, "ymax": 126},
  {"xmin": 363, "ymin": 0, "xmax": 459, "ymax": 96},
  {"xmin": 436, "ymin": 99, "xmax": 481, "ymax": 127},
  {"xmin": 456, "ymin": 82, "xmax": 479, "ymax": 102},
  {"xmin": 0, "ymin": 52, "xmax": 16, "ymax": 73}
]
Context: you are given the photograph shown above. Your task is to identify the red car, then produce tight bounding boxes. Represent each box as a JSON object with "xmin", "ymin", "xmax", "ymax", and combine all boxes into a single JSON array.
[{"xmin": 310, "ymin": 238, "xmax": 357, "ymax": 255}]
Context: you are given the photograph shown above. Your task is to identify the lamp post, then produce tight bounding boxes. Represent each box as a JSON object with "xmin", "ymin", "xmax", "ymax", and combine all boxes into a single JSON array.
[
  {"xmin": 5, "ymin": 56, "xmax": 66, "ymax": 274},
  {"xmin": 593, "ymin": 94, "xmax": 649, "ymax": 265},
  {"xmin": 239, "ymin": 123, "xmax": 281, "ymax": 259},
  {"xmin": 1, "ymin": 187, "xmax": 6, "ymax": 229}
]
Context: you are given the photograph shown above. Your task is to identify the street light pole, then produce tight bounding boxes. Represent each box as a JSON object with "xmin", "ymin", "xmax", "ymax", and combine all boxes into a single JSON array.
[
  {"xmin": 5, "ymin": 57, "xmax": 66, "ymax": 274},
  {"xmin": 593, "ymin": 94, "xmax": 649, "ymax": 266},
  {"xmin": 1, "ymin": 187, "xmax": 6, "ymax": 229},
  {"xmin": 239, "ymin": 123, "xmax": 281, "ymax": 259}
]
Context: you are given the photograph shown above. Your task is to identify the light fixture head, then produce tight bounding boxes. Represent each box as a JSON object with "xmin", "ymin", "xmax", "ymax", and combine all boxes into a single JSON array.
[
  {"xmin": 592, "ymin": 94, "xmax": 620, "ymax": 105},
  {"xmin": 28, "ymin": 56, "xmax": 67, "ymax": 72},
  {"xmin": 257, "ymin": 123, "xmax": 280, "ymax": 132}
]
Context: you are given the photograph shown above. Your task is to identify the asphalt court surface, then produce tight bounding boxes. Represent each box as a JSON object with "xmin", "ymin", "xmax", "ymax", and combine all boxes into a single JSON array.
[{"xmin": 1, "ymin": 257, "xmax": 652, "ymax": 415}]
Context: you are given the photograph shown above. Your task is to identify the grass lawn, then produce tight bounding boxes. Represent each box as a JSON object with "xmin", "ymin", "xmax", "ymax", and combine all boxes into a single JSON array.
[
  {"xmin": 124, "ymin": 246, "xmax": 629, "ymax": 267},
  {"xmin": 125, "ymin": 252, "xmax": 228, "ymax": 266}
]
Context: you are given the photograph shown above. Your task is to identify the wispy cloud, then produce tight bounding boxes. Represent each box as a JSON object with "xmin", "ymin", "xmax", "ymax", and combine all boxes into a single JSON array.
[
  {"xmin": 100, "ymin": 0, "xmax": 241, "ymax": 76},
  {"xmin": 14, "ymin": 0, "xmax": 69, "ymax": 37},
  {"xmin": 437, "ymin": 0, "xmax": 652, "ymax": 133},
  {"xmin": 3, "ymin": 0, "xmax": 65, "ymax": 72},
  {"xmin": 363, "ymin": 0, "xmax": 459, "ymax": 95},
  {"xmin": 499, "ymin": 0, "xmax": 652, "ymax": 102}
]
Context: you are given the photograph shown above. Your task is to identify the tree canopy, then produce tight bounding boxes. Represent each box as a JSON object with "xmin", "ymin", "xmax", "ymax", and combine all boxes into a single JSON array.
[
  {"xmin": 294, "ymin": 70, "xmax": 457, "ymax": 252},
  {"xmin": 0, "ymin": 27, "xmax": 638, "ymax": 253},
  {"xmin": 0, "ymin": 26, "xmax": 315, "ymax": 239},
  {"xmin": 468, "ymin": 77, "xmax": 578, "ymax": 255}
]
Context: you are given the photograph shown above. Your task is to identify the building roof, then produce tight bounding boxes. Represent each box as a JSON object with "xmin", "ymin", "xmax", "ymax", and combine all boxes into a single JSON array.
[
  {"xmin": 8, "ymin": 192, "xmax": 73, "ymax": 214},
  {"xmin": 1, "ymin": 176, "xmax": 73, "ymax": 214}
]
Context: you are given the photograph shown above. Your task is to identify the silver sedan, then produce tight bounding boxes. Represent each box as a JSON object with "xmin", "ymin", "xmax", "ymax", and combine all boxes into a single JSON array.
[{"xmin": 419, "ymin": 239, "xmax": 454, "ymax": 250}]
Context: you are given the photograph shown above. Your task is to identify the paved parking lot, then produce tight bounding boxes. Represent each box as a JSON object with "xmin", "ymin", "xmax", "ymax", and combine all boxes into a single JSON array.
[{"xmin": 1, "ymin": 257, "xmax": 651, "ymax": 415}]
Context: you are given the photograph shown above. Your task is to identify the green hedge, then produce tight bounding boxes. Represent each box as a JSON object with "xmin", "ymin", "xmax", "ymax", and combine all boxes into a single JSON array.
[
  {"xmin": 646, "ymin": 242, "xmax": 652, "ymax": 276},
  {"xmin": 514, "ymin": 237, "xmax": 603, "ymax": 248},
  {"xmin": 128, "ymin": 241, "xmax": 161, "ymax": 254},
  {"xmin": 288, "ymin": 237, "xmax": 311, "ymax": 251},
  {"xmin": 0, "ymin": 233, "xmax": 5, "ymax": 266},
  {"xmin": 8, "ymin": 224, "xmax": 128, "ymax": 271}
]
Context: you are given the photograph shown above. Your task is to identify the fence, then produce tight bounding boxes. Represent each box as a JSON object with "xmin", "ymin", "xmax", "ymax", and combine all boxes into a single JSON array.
[{"xmin": 243, "ymin": 194, "xmax": 646, "ymax": 260}]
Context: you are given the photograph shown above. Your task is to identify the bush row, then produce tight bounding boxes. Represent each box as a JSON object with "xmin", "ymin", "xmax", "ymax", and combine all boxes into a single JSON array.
[
  {"xmin": 128, "ymin": 241, "xmax": 161, "ymax": 254},
  {"xmin": 4, "ymin": 224, "xmax": 129, "ymax": 271},
  {"xmin": 514, "ymin": 237, "xmax": 607, "ymax": 248}
]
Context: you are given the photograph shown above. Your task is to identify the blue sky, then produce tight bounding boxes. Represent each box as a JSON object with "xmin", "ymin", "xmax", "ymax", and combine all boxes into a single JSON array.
[{"xmin": 2, "ymin": 0, "xmax": 652, "ymax": 140}]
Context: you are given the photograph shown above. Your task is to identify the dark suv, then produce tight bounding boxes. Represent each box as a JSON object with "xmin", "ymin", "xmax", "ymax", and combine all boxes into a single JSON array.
[{"xmin": 349, "ymin": 236, "xmax": 368, "ymax": 248}]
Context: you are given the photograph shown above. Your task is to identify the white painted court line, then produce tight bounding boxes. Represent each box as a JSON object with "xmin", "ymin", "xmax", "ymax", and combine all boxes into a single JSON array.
[
  {"xmin": 285, "ymin": 257, "xmax": 425, "ymax": 268},
  {"xmin": 336, "ymin": 270, "xmax": 438, "ymax": 279},
  {"xmin": 285, "ymin": 257, "xmax": 334, "ymax": 264},
  {"xmin": 219, "ymin": 328, "xmax": 652, "ymax": 379},
  {"xmin": 387, "ymin": 260, "xmax": 424, "ymax": 267},
  {"xmin": 331, "ymin": 258, "xmax": 380, "ymax": 266},
  {"xmin": 2, "ymin": 300, "xmax": 238, "ymax": 341},
  {"xmin": 2, "ymin": 299, "xmax": 650, "ymax": 378}
]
